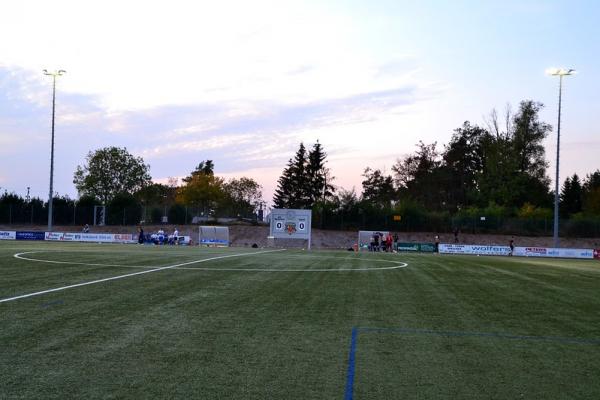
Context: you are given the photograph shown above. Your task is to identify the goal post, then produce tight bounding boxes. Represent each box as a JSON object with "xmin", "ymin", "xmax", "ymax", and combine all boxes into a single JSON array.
[
  {"xmin": 269, "ymin": 209, "xmax": 312, "ymax": 249},
  {"xmin": 198, "ymin": 226, "xmax": 230, "ymax": 247}
]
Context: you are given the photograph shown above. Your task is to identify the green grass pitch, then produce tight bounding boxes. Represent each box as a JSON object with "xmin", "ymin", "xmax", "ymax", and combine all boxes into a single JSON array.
[{"xmin": 1, "ymin": 241, "xmax": 599, "ymax": 399}]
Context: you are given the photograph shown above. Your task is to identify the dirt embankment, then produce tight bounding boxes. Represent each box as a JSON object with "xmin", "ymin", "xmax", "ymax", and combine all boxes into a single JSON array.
[{"xmin": 2, "ymin": 224, "xmax": 600, "ymax": 250}]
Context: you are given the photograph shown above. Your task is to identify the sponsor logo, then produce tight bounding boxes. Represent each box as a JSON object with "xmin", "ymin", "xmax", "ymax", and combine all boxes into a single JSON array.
[
  {"xmin": 45, "ymin": 232, "xmax": 65, "ymax": 241},
  {"xmin": 0, "ymin": 231, "xmax": 16, "ymax": 240},
  {"xmin": 525, "ymin": 247, "xmax": 547, "ymax": 255},
  {"xmin": 285, "ymin": 222, "xmax": 297, "ymax": 235},
  {"xmin": 16, "ymin": 231, "xmax": 45, "ymax": 241}
]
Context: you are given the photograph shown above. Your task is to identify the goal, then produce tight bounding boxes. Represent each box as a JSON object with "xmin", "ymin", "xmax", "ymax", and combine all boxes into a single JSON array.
[
  {"xmin": 357, "ymin": 230, "xmax": 390, "ymax": 252},
  {"xmin": 198, "ymin": 226, "xmax": 230, "ymax": 247}
]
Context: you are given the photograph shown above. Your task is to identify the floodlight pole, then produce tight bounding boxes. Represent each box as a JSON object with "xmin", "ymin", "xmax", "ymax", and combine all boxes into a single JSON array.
[
  {"xmin": 548, "ymin": 68, "xmax": 574, "ymax": 248},
  {"xmin": 43, "ymin": 69, "xmax": 66, "ymax": 232}
]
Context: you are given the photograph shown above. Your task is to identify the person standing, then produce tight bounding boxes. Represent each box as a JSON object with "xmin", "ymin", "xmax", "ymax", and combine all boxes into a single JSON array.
[
  {"xmin": 509, "ymin": 237, "xmax": 515, "ymax": 256},
  {"xmin": 435, "ymin": 235, "xmax": 440, "ymax": 253},
  {"xmin": 138, "ymin": 227, "xmax": 144, "ymax": 244}
]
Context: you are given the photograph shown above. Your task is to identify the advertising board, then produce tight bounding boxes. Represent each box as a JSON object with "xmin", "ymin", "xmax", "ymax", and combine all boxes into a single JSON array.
[
  {"xmin": 0, "ymin": 231, "xmax": 16, "ymax": 240},
  {"xmin": 44, "ymin": 232, "xmax": 135, "ymax": 243},
  {"xmin": 513, "ymin": 247, "xmax": 593, "ymax": 259},
  {"xmin": 16, "ymin": 231, "xmax": 45, "ymax": 241},
  {"xmin": 439, "ymin": 244, "xmax": 511, "ymax": 256},
  {"xmin": 45, "ymin": 232, "xmax": 65, "ymax": 241},
  {"xmin": 396, "ymin": 242, "xmax": 436, "ymax": 253}
]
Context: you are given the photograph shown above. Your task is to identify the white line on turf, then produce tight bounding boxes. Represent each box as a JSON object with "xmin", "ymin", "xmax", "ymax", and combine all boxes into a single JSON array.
[
  {"xmin": 0, "ymin": 249, "xmax": 285, "ymax": 304},
  {"xmin": 13, "ymin": 251, "xmax": 408, "ymax": 272}
]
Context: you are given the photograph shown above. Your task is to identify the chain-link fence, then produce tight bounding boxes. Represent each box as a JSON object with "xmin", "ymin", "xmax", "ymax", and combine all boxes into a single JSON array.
[
  {"xmin": 0, "ymin": 203, "xmax": 259, "ymax": 227},
  {"xmin": 2, "ymin": 202, "xmax": 600, "ymax": 237}
]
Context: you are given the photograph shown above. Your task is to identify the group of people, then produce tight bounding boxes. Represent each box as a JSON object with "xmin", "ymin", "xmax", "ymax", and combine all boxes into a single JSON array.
[
  {"xmin": 137, "ymin": 227, "xmax": 182, "ymax": 245},
  {"xmin": 368, "ymin": 232, "xmax": 399, "ymax": 252}
]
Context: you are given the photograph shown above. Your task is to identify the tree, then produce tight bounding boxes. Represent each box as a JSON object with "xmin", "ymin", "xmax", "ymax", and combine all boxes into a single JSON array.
[
  {"xmin": 441, "ymin": 122, "xmax": 486, "ymax": 210},
  {"xmin": 222, "ymin": 177, "xmax": 263, "ymax": 217},
  {"xmin": 305, "ymin": 141, "xmax": 335, "ymax": 205},
  {"xmin": 289, "ymin": 143, "xmax": 309, "ymax": 208},
  {"xmin": 190, "ymin": 160, "xmax": 214, "ymax": 176},
  {"xmin": 392, "ymin": 141, "xmax": 445, "ymax": 210},
  {"xmin": 273, "ymin": 158, "xmax": 295, "ymax": 209},
  {"xmin": 176, "ymin": 167, "xmax": 224, "ymax": 215},
  {"xmin": 477, "ymin": 101, "xmax": 551, "ymax": 208},
  {"xmin": 73, "ymin": 147, "xmax": 151, "ymax": 203},
  {"xmin": 560, "ymin": 174, "xmax": 583, "ymax": 217},
  {"xmin": 273, "ymin": 142, "xmax": 333, "ymax": 209},
  {"xmin": 361, "ymin": 167, "xmax": 396, "ymax": 207},
  {"xmin": 583, "ymin": 170, "xmax": 600, "ymax": 215}
]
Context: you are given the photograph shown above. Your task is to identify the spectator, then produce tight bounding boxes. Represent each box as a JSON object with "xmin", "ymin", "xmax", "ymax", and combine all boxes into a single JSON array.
[
  {"xmin": 509, "ymin": 237, "xmax": 515, "ymax": 256},
  {"xmin": 82, "ymin": 224, "xmax": 90, "ymax": 233},
  {"xmin": 138, "ymin": 227, "xmax": 144, "ymax": 244}
]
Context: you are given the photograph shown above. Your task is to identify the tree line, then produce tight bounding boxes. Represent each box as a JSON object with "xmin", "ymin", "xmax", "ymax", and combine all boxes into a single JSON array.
[
  {"xmin": 272, "ymin": 100, "xmax": 600, "ymax": 234},
  {"xmin": 2, "ymin": 98, "xmax": 599, "ymax": 233},
  {"xmin": 1, "ymin": 149, "xmax": 264, "ymax": 225}
]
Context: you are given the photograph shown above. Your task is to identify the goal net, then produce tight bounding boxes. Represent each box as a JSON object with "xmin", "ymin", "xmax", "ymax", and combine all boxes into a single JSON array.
[{"xmin": 198, "ymin": 226, "xmax": 230, "ymax": 247}]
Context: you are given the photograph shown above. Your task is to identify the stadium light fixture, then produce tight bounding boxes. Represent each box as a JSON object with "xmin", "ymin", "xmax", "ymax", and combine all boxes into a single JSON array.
[
  {"xmin": 546, "ymin": 67, "xmax": 575, "ymax": 248},
  {"xmin": 43, "ymin": 69, "xmax": 66, "ymax": 232}
]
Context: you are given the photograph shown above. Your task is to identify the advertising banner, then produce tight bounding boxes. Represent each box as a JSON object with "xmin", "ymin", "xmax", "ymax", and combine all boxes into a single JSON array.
[
  {"xmin": 439, "ymin": 244, "xmax": 511, "ymax": 256},
  {"xmin": 513, "ymin": 247, "xmax": 594, "ymax": 259},
  {"xmin": 45, "ymin": 232, "xmax": 66, "ymax": 241},
  {"xmin": 112, "ymin": 234, "xmax": 135, "ymax": 243},
  {"xmin": 16, "ymin": 231, "xmax": 45, "ymax": 241},
  {"xmin": 44, "ymin": 232, "xmax": 135, "ymax": 243},
  {"xmin": 0, "ymin": 231, "xmax": 16, "ymax": 240},
  {"xmin": 396, "ymin": 242, "xmax": 436, "ymax": 253}
]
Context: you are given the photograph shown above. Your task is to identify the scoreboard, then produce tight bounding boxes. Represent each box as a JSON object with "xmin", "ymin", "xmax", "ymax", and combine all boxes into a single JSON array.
[{"xmin": 269, "ymin": 209, "xmax": 312, "ymax": 248}]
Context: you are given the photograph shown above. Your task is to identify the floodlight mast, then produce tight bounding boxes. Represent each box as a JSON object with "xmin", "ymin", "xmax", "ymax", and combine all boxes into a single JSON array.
[
  {"xmin": 546, "ymin": 67, "xmax": 575, "ymax": 248},
  {"xmin": 43, "ymin": 69, "xmax": 66, "ymax": 232}
]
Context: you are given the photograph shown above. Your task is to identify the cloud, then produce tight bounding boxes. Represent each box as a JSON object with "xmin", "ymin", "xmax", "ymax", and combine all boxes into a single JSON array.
[{"xmin": 0, "ymin": 64, "xmax": 439, "ymax": 199}]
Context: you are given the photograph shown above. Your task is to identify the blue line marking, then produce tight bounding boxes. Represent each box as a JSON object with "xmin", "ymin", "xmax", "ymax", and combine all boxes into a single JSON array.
[
  {"xmin": 344, "ymin": 327, "xmax": 358, "ymax": 400},
  {"xmin": 343, "ymin": 326, "xmax": 600, "ymax": 399},
  {"xmin": 359, "ymin": 327, "xmax": 600, "ymax": 345}
]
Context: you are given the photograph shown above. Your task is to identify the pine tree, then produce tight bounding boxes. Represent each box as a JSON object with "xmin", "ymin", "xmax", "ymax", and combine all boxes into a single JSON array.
[
  {"xmin": 306, "ymin": 141, "xmax": 334, "ymax": 206},
  {"xmin": 272, "ymin": 158, "xmax": 295, "ymax": 208},
  {"xmin": 560, "ymin": 174, "xmax": 583, "ymax": 217},
  {"xmin": 289, "ymin": 143, "xmax": 309, "ymax": 208}
]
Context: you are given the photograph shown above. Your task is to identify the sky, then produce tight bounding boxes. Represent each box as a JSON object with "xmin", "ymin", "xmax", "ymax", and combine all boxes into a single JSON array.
[{"xmin": 1, "ymin": 0, "xmax": 599, "ymax": 205}]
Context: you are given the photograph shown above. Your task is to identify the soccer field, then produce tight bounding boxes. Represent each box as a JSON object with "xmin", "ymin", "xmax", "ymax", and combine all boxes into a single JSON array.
[{"xmin": 1, "ymin": 242, "xmax": 599, "ymax": 399}]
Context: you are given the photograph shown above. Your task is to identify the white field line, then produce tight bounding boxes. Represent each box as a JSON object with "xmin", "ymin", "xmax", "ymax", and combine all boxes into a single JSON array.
[
  {"xmin": 13, "ymin": 251, "xmax": 156, "ymax": 269},
  {"xmin": 13, "ymin": 251, "xmax": 408, "ymax": 272},
  {"xmin": 1, "ymin": 249, "xmax": 285, "ymax": 304}
]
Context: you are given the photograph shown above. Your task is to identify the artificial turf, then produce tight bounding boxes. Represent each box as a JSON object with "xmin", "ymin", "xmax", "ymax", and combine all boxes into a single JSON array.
[{"xmin": 0, "ymin": 241, "xmax": 599, "ymax": 399}]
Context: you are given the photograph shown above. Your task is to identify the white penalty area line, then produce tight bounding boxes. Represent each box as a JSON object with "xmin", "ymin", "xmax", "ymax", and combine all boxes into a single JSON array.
[{"xmin": 0, "ymin": 249, "xmax": 285, "ymax": 304}]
